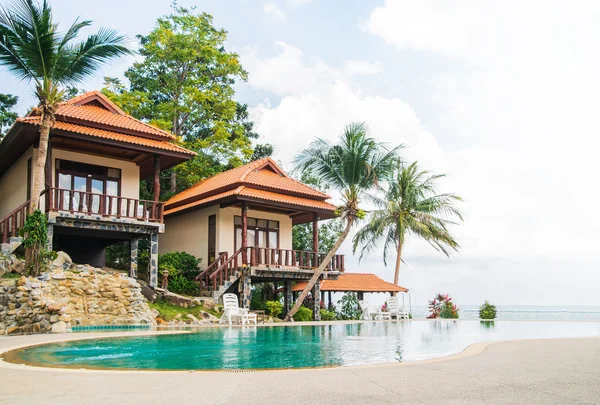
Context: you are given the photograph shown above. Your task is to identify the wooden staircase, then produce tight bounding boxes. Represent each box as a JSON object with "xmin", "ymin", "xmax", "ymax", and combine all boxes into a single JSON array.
[
  {"xmin": 195, "ymin": 248, "xmax": 244, "ymax": 302},
  {"xmin": 0, "ymin": 200, "xmax": 29, "ymax": 244}
]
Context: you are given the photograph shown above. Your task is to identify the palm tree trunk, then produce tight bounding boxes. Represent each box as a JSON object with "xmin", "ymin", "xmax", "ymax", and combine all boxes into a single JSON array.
[
  {"xmin": 392, "ymin": 241, "xmax": 403, "ymax": 295},
  {"xmin": 283, "ymin": 218, "xmax": 354, "ymax": 322},
  {"xmin": 28, "ymin": 112, "xmax": 53, "ymax": 213},
  {"xmin": 25, "ymin": 110, "xmax": 54, "ymax": 272}
]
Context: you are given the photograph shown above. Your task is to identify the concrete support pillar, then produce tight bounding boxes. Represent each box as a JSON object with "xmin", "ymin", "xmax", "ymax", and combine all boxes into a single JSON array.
[
  {"xmin": 149, "ymin": 233, "xmax": 158, "ymax": 288},
  {"xmin": 241, "ymin": 269, "xmax": 252, "ymax": 309},
  {"xmin": 312, "ymin": 277, "xmax": 321, "ymax": 321},
  {"xmin": 46, "ymin": 224, "xmax": 53, "ymax": 251},
  {"xmin": 130, "ymin": 238, "xmax": 140, "ymax": 278},
  {"xmin": 284, "ymin": 281, "xmax": 292, "ymax": 315}
]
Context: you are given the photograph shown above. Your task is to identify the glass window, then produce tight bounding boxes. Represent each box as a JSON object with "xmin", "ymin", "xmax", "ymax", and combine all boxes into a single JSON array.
[
  {"xmin": 107, "ymin": 168, "xmax": 121, "ymax": 179},
  {"xmin": 258, "ymin": 231, "xmax": 267, "ymax": 248},
  {"xmin": 248, "ymin": 218, "xmax": 257, "ymax": 227},
  {"xmin": 268, "ymin": 231, "xmax": 278, "ymax": 249},
  {"xmin": 257, "ymin": 219, "xmax": 268, "ymax": 228},
  {"xmin": 234, "ymin": 216, "xmax": 242, "ymax": 226},
  {"xmin": 247, "ymin": 229, "xmax": 256, "ymax": 247},
  {"xmin": 268, "ymin": 220, "xmax": 279, "ymax": 229},
  {"xmin": 235, "ymin": 228, "xmax": 242, "ymax": 251}
]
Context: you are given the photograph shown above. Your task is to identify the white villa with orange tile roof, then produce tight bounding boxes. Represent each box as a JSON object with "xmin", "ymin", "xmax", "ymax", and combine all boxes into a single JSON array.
[
  {"xmin": 160, "ymin": 157, "xmax": 345, "ymax": 319},
  {"xmin": 0, "ymin": 91, "xmax": 195, "ymax": 287}
]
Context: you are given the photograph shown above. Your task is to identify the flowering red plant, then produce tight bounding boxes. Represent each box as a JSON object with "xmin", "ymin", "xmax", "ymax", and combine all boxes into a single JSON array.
[{"xmin": 427, "ymin": 293, "xmax": 459, "ymax": 319}]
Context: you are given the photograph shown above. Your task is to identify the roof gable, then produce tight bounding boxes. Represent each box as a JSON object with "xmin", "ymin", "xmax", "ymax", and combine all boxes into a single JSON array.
[
  {"xmin": 65, "ymin": 90, "xmax": 125, "ymax": 115},
  {"xmin": 165, "ymin": 157, "xmax": 331, "ymax": 209}
]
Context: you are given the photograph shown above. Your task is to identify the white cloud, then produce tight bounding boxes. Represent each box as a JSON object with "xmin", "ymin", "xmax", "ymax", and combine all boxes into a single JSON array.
[
  {"xmin": 356, "ymin": 0, "xmax": 600, "ymax": 304},
  {"xmin": 343, "ymin": 60, "xmax": 383, "ymax": 76},
  {"xmin": 263, "ymin": 2, "xmax": 286, "ymax": 21}
]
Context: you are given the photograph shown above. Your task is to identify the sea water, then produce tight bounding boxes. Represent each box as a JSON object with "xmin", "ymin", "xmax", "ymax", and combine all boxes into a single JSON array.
[{"xmin": 410, "ymin": 305, "xmax": 600, "ymax": 321}]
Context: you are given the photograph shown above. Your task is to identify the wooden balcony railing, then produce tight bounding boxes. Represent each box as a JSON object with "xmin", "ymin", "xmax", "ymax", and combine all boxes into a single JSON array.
[
  {"xmin": 0, "ymin": 200, "xmax": 29, "ymax": 243},
  {"xmin": 248, "ymin": 247, "xmax": 344, "ymax": 272},
  {"xmin": 46, "ymin": 187, "xmax": 164, "ymax": 223}
]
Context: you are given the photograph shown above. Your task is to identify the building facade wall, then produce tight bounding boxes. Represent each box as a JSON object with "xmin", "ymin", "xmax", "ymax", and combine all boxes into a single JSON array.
[
  {"xmin": 0, "ymin": 146, "xmax": 33, "ymax": 218},
  {"xmin": 160, "ymin": 205, "xmax": 294, "ymax": 269},
  {"xmin": 218, "ymin": 206, "xmax": 293, "ymax": 256},
  {"xmin": 159, "ymin": 205, "xmax": 220, "ymax": 267},
  {"xmin": 51, "ymin": 148, "xmax": 140, "ymax": 200}
]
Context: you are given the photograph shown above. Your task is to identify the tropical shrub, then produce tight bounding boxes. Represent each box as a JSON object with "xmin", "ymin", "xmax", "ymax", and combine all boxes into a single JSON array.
[
  {"xmin": 336, "ymin": 292, "xmax": 361, "ymax": 320},
  {"xmin": 168, "ymin": 274, "xmax": 199, "ymax": 296},
  {"xmin": 265, "ymin": 300, "xmax": 284, "ymax": 318},
  {"xmin": 293, "ymin": 306, "xmax": 313, "ymax": 322},
  {"xmin": 159, "ymin": 251, "xmax": 201, "ymax": 279},
  {"xmin": 427, "ymin": 293, "xmax": 459, "ymax": 319},
  {"xmin": 319, "ymin": 309, "xmax": 336, "ymax": 321},
  {"xmin": 479, "ymin": 301, "xmax": 497, "ymax": 320},
  {"xmin": 302, "ymin": 295, "xmax": 324, "ymax": 312},
  {"xmin": 20, "ymin": 210, "xmax": 56, "ymax": 276}
]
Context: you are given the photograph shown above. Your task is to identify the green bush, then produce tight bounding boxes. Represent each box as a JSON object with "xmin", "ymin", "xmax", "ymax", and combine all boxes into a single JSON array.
[
  {"xmin": 336, "ymin": 292, "xmax": 361, "ymax": 320},
  {"xmin": 440, "ymin": 302, "xmax": 459, "ymax": 319},
  {"xmin": 265, "ymin": 300, "xmax": 284, "ymax": 318},
  {"xmin": 294, "ymin": 306, "xmax": 313, "ymax": 322},
  {"xmin": 319, "ymin": 309, "xmax": 336, "ymax": 321},
  {"xmin": 168, "ymin": 274, "xmax": 199, "ymax": 296},
  {"xmin": 159, "ymin": 251, "xmax": 201, "ymax": 279},
  {"xmin": 20, "ymin": 210, "xmax": 56, "ymax": 276},
  {"xmin": 478, "ymin": 301, "xmax": 497, "ymax": 320}
]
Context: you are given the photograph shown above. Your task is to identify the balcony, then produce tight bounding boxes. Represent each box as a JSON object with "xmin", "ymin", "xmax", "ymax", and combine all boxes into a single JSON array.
[{"xmin": 46, "ymin": 187, "xmax": 164, "ymax": 223}]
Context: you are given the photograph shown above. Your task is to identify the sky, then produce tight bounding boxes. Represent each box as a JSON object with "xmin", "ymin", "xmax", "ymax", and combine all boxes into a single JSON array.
[{"xmin": 2, "ymin": 0, "xmax": 599, "ymax": 307}]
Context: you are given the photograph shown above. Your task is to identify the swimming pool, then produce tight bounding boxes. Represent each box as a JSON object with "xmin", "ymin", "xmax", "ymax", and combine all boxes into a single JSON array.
[{"xmin": 4, "ymin": 320, "xmax": 600, "ymax": 371}]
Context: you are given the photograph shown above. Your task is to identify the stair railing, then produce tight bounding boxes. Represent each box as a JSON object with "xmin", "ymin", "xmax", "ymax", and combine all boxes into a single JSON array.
[
  {"xmin": 0, "ymin": 200, "xmax": 30, "ymax": 243},
  {"xmin": 195, "ymin": 251, "xmax": 228, "ymax": 287},
  {"xmin": 208, "ymin": 248, "xmax": 243, "ymax": 290}
]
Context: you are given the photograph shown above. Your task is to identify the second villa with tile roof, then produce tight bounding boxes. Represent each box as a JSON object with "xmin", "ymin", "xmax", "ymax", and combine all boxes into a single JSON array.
[{"xmin": 160, "ymin": 157, "xmax": 346, "ymax": 319}]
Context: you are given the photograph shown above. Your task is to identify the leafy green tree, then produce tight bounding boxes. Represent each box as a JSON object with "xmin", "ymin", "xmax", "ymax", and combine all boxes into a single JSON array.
[
  {"xmin": 292, "ymin": 171, "xmax": 343, "ymax": 253},
  {"xmin": 0, "ymin": 0, "xmax": 130, "ymax": 214},
  {"xmin": 0, "ymin": 0, "xmax": 131, "ymax": 269},
  {"xmin": 0, "ymin": 93, "xmax": 18, "ymax": 139},
  {"xmin": 283, "ymin": 122, "xmax": 399, "ymax": 321},
  {"xmin": 353, "ymin": 162, "xmax": 463, "ymax": 288},
  {"xmin": 102, "ymin": 5, "xmax": 261, "ymax": 197}
]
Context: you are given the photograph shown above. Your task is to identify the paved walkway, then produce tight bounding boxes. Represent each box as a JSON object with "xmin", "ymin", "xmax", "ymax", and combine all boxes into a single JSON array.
[{"xmin": 0, "ymin": 334, "xmax": 598, "ymax": 405}]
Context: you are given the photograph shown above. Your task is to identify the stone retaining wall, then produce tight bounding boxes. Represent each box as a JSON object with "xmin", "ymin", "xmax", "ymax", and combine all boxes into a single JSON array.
[{"xmin": 0, "ymin": 267, "xmax": 155, "ymax": 335}]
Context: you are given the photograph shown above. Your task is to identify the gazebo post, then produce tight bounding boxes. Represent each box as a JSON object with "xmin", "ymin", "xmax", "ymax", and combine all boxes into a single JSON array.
[
  {"xmin": 312, "ymin": 213, "xmax": 319, "ymax": 266},
  {"xmin": 328, "ymin": 291, "xmax": 332, "ymax": 310}
]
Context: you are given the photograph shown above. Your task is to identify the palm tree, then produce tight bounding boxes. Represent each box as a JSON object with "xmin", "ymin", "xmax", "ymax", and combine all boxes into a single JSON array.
[
  {"xmin": 0, "ymin": 0, "xmax": 132, "ymax": 215},
  {"xmin": 283, "ymin": 122, "xmax": 399, "ymax": 321},
  {"xmin": 353, "ymin": 161, "xmax": 463, "ymax": 289}
]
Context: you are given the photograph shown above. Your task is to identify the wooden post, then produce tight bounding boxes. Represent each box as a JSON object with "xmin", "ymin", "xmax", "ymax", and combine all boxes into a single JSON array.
[
  {"xmin": 241, "ymin": 202, "xmax": 248, "ymax": 265},
  {"xmin": 328, "ymin": 291, "xmax": 333, "ymax": 310},
  {"xmin": 312, "ymin": 213, "xmax": 319, "ymax": 267},
  {"xmin": 153, "ymin": 154, "xmax": 160, "ymax": 202}
]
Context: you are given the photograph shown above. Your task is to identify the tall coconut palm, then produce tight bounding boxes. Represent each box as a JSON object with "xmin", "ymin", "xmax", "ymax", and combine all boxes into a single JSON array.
[
  {"xmin": 0, "ymin": 0, "xmax": 132, "ymax": 215},
  {"xmin": 353, "ymin": 161, "xmax": 463, "ymax": 289},
  {"xmin": 283, "ymin": 122, "xmax": 399, "ymax": 321}
]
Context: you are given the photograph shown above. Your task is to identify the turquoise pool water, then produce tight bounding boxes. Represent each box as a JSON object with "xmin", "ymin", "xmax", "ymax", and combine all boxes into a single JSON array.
[{"xmin": 7, "ymin": 321, "xmax": 600, "ymax": 370}]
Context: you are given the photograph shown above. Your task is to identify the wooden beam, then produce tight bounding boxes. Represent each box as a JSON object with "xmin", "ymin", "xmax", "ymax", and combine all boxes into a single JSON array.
[
  {"xmin": 312, "ymin": 212, "xmax": 319, "ymax": 253},
  {"xmin": 153, "ymin": 154, "xmax": 160, "ymax": 202},
  {"xmin": 241, "ymin": 201, "xmax": 248, "ymax": 264}
]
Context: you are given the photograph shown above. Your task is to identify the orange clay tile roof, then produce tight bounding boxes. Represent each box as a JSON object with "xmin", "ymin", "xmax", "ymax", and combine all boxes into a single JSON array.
[
  {"xmin": 165, "ymin": 157, "xmax": 332, "ymax": 211},
  {"xmin": 292, "ymin": 273, "xmax": 409, "ymax": 293},
  {"xmin": 164, "ymin": 186, "xmax": 336, "ymax": 216},
  {"xmin": 17, "ymin": 116, "xmax": 195, "ymax": 156},
  {"xmin": 59, "ymin": 90, "xmax": 175, "ymax": 139}
]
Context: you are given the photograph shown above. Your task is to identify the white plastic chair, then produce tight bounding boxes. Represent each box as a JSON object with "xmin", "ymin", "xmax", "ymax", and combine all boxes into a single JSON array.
[
  {"xmin": 388, "ymin": 297, "xmax": 409, "ymax": 320},
  {"xmin": 360, "ymin": 300, "xmax": 388, "ymax": 320},
  {"xmin": 220, "ymin": 293, "xmax": 257, "ymax": 326}
]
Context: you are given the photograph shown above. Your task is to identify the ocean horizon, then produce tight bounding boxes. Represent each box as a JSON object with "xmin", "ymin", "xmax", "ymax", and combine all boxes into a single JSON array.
[{"xmin": 409, "ymin": 305, "xmax": 600, "ymax": 321}]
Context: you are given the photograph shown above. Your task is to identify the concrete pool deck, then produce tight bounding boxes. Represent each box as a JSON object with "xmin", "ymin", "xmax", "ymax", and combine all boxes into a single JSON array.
[{"xmin": 0, "ymin": 331, "xmax": 598, "ymax": 404}]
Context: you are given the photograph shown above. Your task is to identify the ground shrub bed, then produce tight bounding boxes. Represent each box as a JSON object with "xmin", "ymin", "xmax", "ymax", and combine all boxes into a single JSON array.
[{"xmin": 148, "ymin": 299, "xmax": 220, "ymax": 321}]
